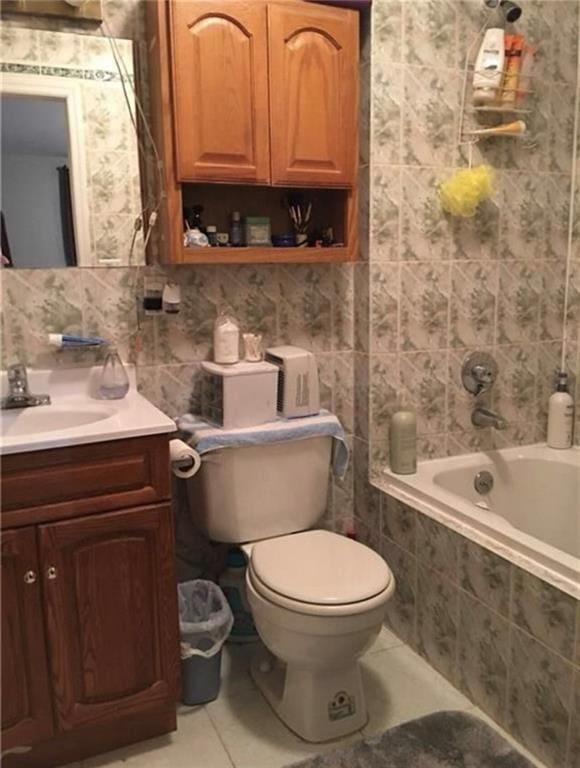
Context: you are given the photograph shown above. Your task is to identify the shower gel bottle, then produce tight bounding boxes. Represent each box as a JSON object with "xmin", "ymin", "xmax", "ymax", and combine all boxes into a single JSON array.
[{"xmin": 547, "ymin": 371, "xmax": 574, "ymax": 449}]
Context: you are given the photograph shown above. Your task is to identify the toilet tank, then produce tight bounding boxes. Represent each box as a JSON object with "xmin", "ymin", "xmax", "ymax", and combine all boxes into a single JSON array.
[{"xmin": 186, "ymin": 436, "xmax": 332, "ymax": 543}]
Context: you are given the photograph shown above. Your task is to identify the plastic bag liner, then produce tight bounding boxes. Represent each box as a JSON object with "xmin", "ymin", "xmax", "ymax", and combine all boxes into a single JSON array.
[{"xmin": 178, "ymin": 580, "xmax": 233, "ymax": 659}]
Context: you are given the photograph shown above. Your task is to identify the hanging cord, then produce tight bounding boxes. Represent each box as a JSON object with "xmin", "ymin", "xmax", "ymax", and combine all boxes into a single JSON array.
[
  {"xmin": 99, "ymin": 20, "xmax": 165, "ymax": 261},
  {"xmin": 560, "ymin": 18, "xmax": 580, "ymax": 373}
]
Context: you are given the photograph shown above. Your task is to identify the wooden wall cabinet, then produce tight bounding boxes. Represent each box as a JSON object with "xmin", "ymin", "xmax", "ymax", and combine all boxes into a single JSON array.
[
  {"xmin": 1, "ymin": 436, "xmax": 179, "ymax": 768},
  {"xmin": 147, "ymin": 0, "xmax": 360, "ymax": 264},
  {"xmin": 268, "ymin": 3, "xmax": 358, "ymax": 187},
  {"xmin": 170, "ymin": 1, "xmax": 358, "ymax": 188},
  {"xmin": 171, "ymin": 2, "xmax": 270, "ymax": 183}
]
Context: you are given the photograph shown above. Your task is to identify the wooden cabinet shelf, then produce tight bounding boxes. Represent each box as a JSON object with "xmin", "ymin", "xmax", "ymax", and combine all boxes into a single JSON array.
[
  {"xmin": 146, "ymin": 0, "xmax": 360, "ymax": 266},
  {"xmin": 180, "ymin": 245, "xmax": 352, "ymax": 264}
]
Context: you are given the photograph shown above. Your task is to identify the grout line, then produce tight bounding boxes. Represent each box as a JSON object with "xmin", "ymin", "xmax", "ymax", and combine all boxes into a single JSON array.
[
  {"xmin": 203, "ymin": 704, "xmax": 237, "ymax": 768},
  {"xmin": 563, "ymin": 667, "xmax": 576, "ymax": 768}
]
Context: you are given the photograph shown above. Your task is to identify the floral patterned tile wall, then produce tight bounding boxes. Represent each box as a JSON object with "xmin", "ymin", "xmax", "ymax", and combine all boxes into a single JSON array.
[
  {"xmin": 0, "ymin": 262, "xmax": 357, "ymax": 531},
  {"xmin": 366, "ymin": 0, "xmax": 580, "ymax": 469}
]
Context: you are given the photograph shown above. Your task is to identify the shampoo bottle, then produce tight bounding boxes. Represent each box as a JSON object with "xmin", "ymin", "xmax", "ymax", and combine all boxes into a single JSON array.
[
  {"xmin": 389, "ymin": 408, "xmax": 417, "ymax": 474},
  {"xmin": 473, "ymin": 28, "xmax": 505, "ymax": 104},
  {"xmin": 547, "ymin": 371, "xmax": 574, "ymax": 449}
]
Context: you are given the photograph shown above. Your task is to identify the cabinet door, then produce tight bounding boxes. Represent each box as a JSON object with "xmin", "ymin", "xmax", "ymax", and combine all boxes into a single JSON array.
[
  {"xmin": 1, "ymin": 528, "xmax": 54, "ymax": 750},
  {"xmin": 39, "ymin": 505, "xmax": 179, "ymax": 732},
  {"xmin": 268, "ymin": 3, "xmax": 358, "ymax": 187},
  {"xmin": 171, "ymin": 1, "xmax": 270, "ymax": 183}
]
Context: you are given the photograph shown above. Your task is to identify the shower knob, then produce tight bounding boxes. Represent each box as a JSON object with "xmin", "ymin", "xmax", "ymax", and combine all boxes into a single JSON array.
[{"xmin": 462, "ymin": 352, "xmax": 499, "ymax": 396}]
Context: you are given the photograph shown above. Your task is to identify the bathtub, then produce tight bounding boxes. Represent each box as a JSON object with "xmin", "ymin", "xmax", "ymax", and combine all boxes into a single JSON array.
[{"xmin": 379, "ymin": 444, "xmax": 580, "ymax": 599}]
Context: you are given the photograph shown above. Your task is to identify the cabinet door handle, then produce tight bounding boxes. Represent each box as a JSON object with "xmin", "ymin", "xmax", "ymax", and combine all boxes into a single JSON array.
[
  {"xmin": 23, "ymin": 570, "xmax": 37, "ymax": 584},
  {"xmin": 46, "ymin": 566, "xmax": 58, "ymax": 580}
]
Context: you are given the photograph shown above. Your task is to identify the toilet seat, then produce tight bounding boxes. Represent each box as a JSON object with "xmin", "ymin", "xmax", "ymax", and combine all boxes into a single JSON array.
[{"xmin": 248, "ymin": 530, "xmax": 394, "ymax": 617}]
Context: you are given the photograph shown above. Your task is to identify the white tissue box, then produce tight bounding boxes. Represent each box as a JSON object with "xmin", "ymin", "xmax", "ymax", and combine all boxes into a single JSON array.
[{"xmin": 201, "ymin": 360, "xmax": 278, "ymax": 429}]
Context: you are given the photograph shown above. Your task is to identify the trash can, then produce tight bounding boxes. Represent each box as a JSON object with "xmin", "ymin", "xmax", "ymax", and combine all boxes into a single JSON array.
[{"xmin": 178, "ymin": 580, "xmax": 234, "ymax": 706}]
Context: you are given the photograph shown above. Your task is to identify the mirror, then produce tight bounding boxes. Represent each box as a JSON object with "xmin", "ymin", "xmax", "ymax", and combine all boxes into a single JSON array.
[{"xmin": 0, "ymin": 28, "xmax": 144, "ymax": 267}]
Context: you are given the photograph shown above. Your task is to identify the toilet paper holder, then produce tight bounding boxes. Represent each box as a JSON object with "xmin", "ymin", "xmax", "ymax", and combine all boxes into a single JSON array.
[{"xmin": 170, "ymin": 438, "xmax": 201, "ymax": 479}]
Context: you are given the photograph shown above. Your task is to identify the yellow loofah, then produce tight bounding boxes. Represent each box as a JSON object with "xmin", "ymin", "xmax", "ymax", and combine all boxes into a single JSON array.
[{"xmin": 438, "ymin": 165, "xmax": 495, "ymax": 218}]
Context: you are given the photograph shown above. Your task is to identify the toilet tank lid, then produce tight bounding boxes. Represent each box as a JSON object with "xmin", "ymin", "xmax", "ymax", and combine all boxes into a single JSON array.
[
  {"xmin": 250, "ymin": 530, "xmax": 392, "ymax": 606},
  {"xmin": 201, "ymin": 360, "xmax": 278, "ymax": 377}
]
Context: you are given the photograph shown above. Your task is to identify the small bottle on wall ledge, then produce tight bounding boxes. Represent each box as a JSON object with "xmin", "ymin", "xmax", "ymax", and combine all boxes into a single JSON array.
[
  {"xmin": 389, "ymin": 408, "xmax": 417, "ymax": 474},
  {"xmin": 547, "ymin": 371, "xmax": 574, "ymax": 449}
]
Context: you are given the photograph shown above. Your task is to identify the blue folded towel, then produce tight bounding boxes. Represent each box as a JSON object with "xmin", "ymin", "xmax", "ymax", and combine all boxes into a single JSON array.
[{"xmin": 177, "ymin": 410, "xmax": 349, "ymax": 479}]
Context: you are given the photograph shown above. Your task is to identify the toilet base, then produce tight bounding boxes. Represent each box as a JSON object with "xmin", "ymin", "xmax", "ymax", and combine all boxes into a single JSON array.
[{"xmin": 250, "ymin": 651, "xmax": 368, "ymax": 743}]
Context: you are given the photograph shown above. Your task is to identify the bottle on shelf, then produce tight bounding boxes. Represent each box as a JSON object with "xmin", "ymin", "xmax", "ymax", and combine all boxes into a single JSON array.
[
  {"xmin": 229, "ymin": 211, "xmax": 244, "ymax": 247},
  {"xmin": 473, "ymin": 28, "xmax": 505, "ymax": 104}
]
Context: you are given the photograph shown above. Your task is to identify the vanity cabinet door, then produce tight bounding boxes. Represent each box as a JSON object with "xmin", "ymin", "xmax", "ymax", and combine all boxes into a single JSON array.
[
  {"xmin": 170, "ymin": 1, "xmax": 270, "ymax": 183},
  {"xmin": 39, "ymin": 504, "xmax": 179, "ymax": 733},
  {"xmin": 1, "ymin": 528, "xmax": 54, "ymax": 751},
  {"xmin": 267, "ymin": 2, "xmax": 358, "ymax": 187}
]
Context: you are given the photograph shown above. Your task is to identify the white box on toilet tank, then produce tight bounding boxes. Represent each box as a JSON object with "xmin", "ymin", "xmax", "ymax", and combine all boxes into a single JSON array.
[{"xmin": 201, "ymin": 360, "xmax": 278, "ymax": 429}]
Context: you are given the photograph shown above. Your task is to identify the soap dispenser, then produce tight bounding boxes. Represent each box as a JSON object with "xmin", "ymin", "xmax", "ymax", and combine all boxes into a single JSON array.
[
  {"xmin": 98, "ymin": 346, "xmax": 130, "ymax": 400},
  {"xmin": 547, "ymin": 371, "xmax": 574, "ymax": 449}
]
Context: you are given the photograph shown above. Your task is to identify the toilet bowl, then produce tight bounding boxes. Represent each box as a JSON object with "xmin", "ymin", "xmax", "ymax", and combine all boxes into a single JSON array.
[
  {"xmin": 185, "ymin": 434, "xmax": 395, "ymax": 742},
  {"xmin": 242, "ymin": 530, "xmax": 395, "ymax": 742}
]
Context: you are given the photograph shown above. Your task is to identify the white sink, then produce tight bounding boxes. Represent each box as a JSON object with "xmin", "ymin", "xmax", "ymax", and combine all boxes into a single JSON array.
[
  {"xmin": 0, "ymin": 366, "xmax": 176, "ymax": 455},
  {"xmin": 1, "ymin": 405, "xmax": 115, "ymax": 437}
]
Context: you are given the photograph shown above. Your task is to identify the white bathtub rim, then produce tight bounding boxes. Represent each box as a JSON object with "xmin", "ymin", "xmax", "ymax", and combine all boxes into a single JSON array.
[{"xmin": 373, "ymin": 444, "xmax": 580, "ymax": 601}]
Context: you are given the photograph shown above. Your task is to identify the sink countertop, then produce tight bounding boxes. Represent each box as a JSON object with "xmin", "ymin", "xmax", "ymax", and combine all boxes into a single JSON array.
[{"xmin": 0, "ymin": 366, "xmax": 176, "ymax": 455}]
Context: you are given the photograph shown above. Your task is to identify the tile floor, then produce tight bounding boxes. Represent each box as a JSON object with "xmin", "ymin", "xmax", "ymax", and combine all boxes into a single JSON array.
[{"xmin": 79, "ymin": 628, "xmax": 546, "ymax": 768}]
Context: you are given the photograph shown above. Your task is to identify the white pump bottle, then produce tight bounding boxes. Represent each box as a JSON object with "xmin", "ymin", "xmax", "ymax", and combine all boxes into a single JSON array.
[{"xmin": 547, "ymin": 371, "xmax": 574, "ymax": 449}]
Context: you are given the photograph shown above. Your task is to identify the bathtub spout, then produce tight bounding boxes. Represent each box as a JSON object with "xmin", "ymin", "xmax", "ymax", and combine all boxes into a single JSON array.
[{"xmin": 472, "ymin": 406, "xmax": 508, "ymax": 430}]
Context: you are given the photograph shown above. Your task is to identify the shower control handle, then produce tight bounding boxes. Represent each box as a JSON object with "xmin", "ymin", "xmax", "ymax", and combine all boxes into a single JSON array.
[{"xmin": 462, "ymin": 352, "xmax": 498, "ymax": 396}]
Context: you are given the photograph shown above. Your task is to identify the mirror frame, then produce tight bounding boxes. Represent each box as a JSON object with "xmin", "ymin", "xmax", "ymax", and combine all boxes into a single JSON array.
[{"xmin": 2, "ymin": 72, "xmax": 91, "ymax": 266}]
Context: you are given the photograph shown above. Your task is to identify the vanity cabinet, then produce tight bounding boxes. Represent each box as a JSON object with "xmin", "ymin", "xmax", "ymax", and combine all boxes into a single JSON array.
[
  {"xmin": 40, "ymin": 505, "xmax": 176, "ymax": 733},
  {"xmin": 1, "ymin": 528, "xmax": 54, "ymax": 751},
  {"xmin": 1, "ymin": 436, "xmax": 179, "ymax": 768}
]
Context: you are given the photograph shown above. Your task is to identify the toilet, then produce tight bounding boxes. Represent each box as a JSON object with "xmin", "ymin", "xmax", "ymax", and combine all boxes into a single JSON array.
[{"xmin": 186, "ymin": 434, "xmax": 395, "ymax": 742}]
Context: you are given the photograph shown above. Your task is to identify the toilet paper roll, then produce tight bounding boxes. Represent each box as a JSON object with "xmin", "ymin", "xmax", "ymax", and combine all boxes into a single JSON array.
[{"xmin": 170, "ymin": 439, "xmax": 201, "ymax": 479}]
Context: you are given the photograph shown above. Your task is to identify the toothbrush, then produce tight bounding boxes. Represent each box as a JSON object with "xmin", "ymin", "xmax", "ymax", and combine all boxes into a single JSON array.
[{"xmin": 48, "ymin": 334, "xmax": 108, "ymax": 348}]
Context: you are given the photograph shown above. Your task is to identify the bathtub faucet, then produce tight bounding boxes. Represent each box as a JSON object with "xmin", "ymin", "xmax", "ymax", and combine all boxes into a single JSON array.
[{"xmin": 471, "ymin": 406, "xmax": 508, "ymax": 431}]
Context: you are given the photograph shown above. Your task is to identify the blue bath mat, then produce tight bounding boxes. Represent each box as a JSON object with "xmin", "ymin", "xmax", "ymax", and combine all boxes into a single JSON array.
[{"xmin": 288, "ymin": 711, "xmax": 535, "ymax": 767}]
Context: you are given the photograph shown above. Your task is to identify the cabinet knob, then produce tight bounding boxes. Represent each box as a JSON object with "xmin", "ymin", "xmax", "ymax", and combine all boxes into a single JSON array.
[
  {"xmin": 46, "ymin": 566, "xmax": 58, "ymax": 580},
  {"xmin": 23, "ymin": 570, "xmax": 37, "ymax": 584}
]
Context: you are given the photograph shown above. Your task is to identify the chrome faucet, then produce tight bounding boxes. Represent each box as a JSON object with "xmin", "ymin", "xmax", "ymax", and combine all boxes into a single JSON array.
[
  {"xmin": 1, "ymin": 364, "xmax": 51, "ymax": 409},
  {"xmin": 471, "ymin": 405, "xmax": 508, "ymax": 431},
  {"xmin": 461, "ymin": 352, "xmax": 508, "ymax": 432}
]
